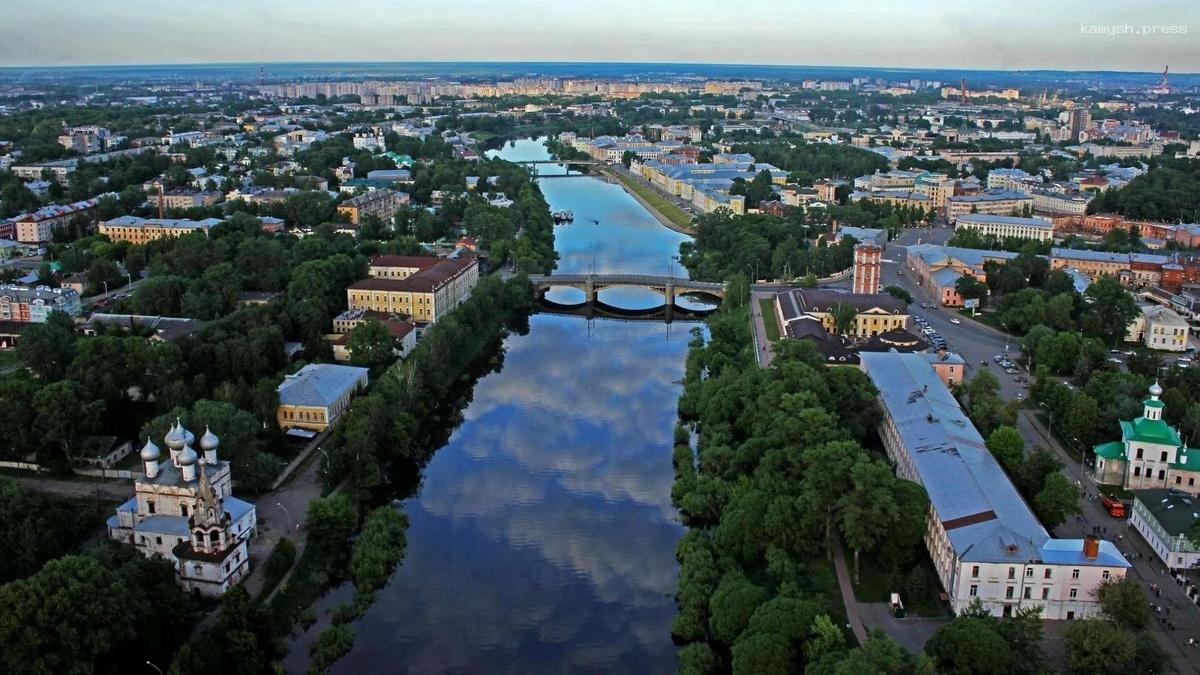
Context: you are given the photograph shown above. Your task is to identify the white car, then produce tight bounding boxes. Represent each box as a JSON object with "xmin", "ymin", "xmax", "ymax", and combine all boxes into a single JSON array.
[{"xmin": 949, "ymin": 318, "xmax": 961, "ymax": 325}]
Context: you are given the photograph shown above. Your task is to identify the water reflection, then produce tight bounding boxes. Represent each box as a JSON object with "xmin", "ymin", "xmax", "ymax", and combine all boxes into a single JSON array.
[{"xmin": 312, "ymin": 138, "xmax": 696, "ymax": 674}]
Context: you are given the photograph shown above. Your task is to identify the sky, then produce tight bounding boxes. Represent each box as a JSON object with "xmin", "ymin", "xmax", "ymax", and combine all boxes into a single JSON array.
[{"xmin": 1, "ymin": 0, "xmax": 1198, "ymax": 72}]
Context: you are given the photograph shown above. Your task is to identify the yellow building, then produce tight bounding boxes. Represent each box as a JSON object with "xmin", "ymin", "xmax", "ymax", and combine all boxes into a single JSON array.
[
  {"xmin": 775, "ymin": 289, "xmax": 909, "ymax": 338},
  {"xmin": 99, "ymin": 215, "xmax": 221, "ymax": 244},
  {"xmin": 276, "ymin": 363, "xmax": 369, "ymax": 432},
  {"xmin": 346, "ymin": 255, "xmax": 479, "ymax": 324}
]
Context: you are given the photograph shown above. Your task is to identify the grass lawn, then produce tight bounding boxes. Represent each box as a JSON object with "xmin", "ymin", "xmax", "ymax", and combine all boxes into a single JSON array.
[
  {"xmin": 609, "ymin": 171, "xmax": 694, "ymax": 231},
  {"xmin": 759, "ymin": 298, "xmax": 781, "ymax": 342}
]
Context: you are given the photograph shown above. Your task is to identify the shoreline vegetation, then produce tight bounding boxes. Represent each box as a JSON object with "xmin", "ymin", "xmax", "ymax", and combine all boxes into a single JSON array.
[
  {"xmin": 177, "ymin": 161, "xmax": 557, "ymax": 675},
  {"xmin": 603, "ymin": 167, "xmax": 698, "ymax": 235},
  {"xmin": 669, "ymin": 296, "xmax": 935, "ymax": 674}
]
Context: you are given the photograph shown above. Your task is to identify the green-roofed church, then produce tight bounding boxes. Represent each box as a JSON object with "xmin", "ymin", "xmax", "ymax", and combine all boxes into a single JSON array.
[{"xmin": 1093, "ymin": 382, "xmax": 1200, "ymax": 493}]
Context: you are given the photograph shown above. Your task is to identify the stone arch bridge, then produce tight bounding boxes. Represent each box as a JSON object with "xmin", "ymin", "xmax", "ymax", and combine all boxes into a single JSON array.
[{"xmin": 528, "ymin": 274, "xmax": 726, "ymax": 305}]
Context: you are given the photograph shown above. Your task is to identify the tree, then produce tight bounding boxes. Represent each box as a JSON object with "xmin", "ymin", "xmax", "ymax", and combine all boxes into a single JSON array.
[
  {"xmin": 33, "ymin": 380, "xmax": 104, "ymax": 467},
  {"xmin": 678, "ymin": 643, "xmax": 722, "ymax": 675},
  {"xmin": 925, "ymin": 616, "xmax": 1015, "ymax": 675},
  {"xmin": 350, "ymin": 506, "xmax": 409, "ymax": 595},
  {"xmin": 621, "ymin": 150, "xmax": 637, "ymax": 168},
  {"xmin": 346, "ymin": 319, "xmax": 395, "ymax": 368},
  {"xmin": 16, "ymin": 310, "xmax": 77, "ymax": 380},
  {"xmin": 0, "ymin": 555, "xmax": 133, "ymax": 674},
  {"xmin": 955, "ymin": 274, "xmax": 989, "ymax": 306},
  {"xmin": 306, "ymin": 494, "xmax": 360, "ymax": 554},
  {"xmin": 1033, "ymin": 472, "xmax": 1080, "ymax": 529},
  {"xmin": 883, "ymin": 285, "xmax": 913, "ymax": 305},
  {"xmin": 831, "ymin": 301, "xmax": 858, "ymax": 335},
  {"xmin": 986, "ymin": 426, "xmax": 1025, "ymax": 475},
  {"xmin": 708, "ymin": 571, "xmax": 767, "ymax": 646},
  {"xmin": 1062, "ymin": 619, "xmax": 1140, "ymax": 675},
  {"xmin": 731, "ymin": 632, "xmax": 793, "ymax": 675},
  {"xmin": 1064, "ymin": 393, "xmax": 1100, "ymax": 451},
  {"xmin": 1095, "ymin": 578, "xmax": 1153, "ymax": 630},
  {"xmin": 838, "ymin": 457, "xmax": 900, "ymax": 583},
  {"xmin": 1084, "ymin": 275, "xmax": 1138, "ymax": 346}
]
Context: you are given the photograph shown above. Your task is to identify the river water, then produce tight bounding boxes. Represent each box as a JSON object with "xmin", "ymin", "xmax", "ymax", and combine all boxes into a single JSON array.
[{"xmin": 302, "ymin": 138, "xmax": 702, "ymax": 674}]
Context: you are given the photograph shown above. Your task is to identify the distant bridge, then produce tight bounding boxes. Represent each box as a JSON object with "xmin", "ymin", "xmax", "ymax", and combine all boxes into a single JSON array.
[
  {"xmin": 537, "ymin": 298, "xmax": 715, "ymax": 323},
  {"xmin": 528, "ymin": 274, "xmax": 727, "ymax": 304},
  {"xmin": 514, "ymin": 159, "xmax": 601, "ymax": 166}
]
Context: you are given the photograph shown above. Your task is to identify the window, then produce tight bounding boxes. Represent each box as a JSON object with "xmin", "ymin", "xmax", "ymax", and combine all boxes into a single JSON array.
[
  {"xmin": 1162, "ymin": 451, "xmax": 1169, "ymax": 462},
  {"xmin": 1102, "ymin": 570, "xmax": 1110, "ymax": 580},
  {"xmin": 1006, "ymin": 586, "xmax": 1015, "ymax": 599},
  {"xmin": 1042, "ymin": 587, "xmax": 1050, "ymax": 600},
  {"xmin": 1134, "ymin": 467, "xmax": 1141, "ymax": 477},
  {"xmin": 1069, "ymin": 588, "xmax": 1078, "ymax": 599},
  {"xmin": 181, "ymin": 505, "xmax": 188, "ymax": 516},
  {"xmin": 1044, "ymin": 569, "xmax": 1052, "ymax": 579},
  {"xmin": 1190, "ymin": 478, "xmax": 1195, "ymax": 487},
  {"xmin": 971, "ymin": 566, "xmax": 981, "ymax": 578},
  {"xmin": 1008, "ymin": 567, "xmax": 1016, "ymax": 579},
  {"xmin": 1159, "ymin": 469, "xmax": 1166, "ymax": 480},
  {"xmin": 1177, "ymin": 477, "xmax": 1183, "ymax": 485},
  {"xmin": 155, "ymin": 536, "xmax": 162, "ymax": 545},
  {"xmin": 147, "ymin": 500, "xmax": 156, "ymax": 514},
  {"xmin": 969, "ymin": 585, "xmax": 978, "ymax": 597},
  {"xmin": 1024, "ymin": 587, "xmax": 1032, "ymax": 599},
  {"xmin": 1137, "ymin": 448, "xmax": 1144, "ymax": 459},
  {"xmin": 1026, "ymin": 568, "xmax": 1034, "ymax": 578},
  {"xmin": 1071, "ymin": 569, "xmax": 1080, "ymax": 579}
]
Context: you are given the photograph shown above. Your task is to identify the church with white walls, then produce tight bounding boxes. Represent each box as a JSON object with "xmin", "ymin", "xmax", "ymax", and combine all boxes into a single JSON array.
[{"xmin": 107, "ymin": 420, "xmax": 258, "ymax": 597}]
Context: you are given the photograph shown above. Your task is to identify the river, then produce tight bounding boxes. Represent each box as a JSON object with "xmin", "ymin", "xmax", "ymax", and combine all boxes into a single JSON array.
[{"xmin": 288, "ymin": 137, "xmax": 702, "ymax": 674}]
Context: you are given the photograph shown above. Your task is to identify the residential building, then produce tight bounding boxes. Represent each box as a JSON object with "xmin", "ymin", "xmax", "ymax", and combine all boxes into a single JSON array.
[
  {"xmin": 160, "ymin": 191, "xmax": 222, "ymax": 210},
  {"xmin": 775, "ymin": 288, "xmax": 909, "ymax": 338},
  {"xmin": 1129, "ymin": 489, "xmax": 1200, "ymax": 571},
  {"xmin": 852, "ymin": 243, "xmax": 882, "ymax": 295},
  {"xmin": 276, "ymin": 363, "xmax": 370, "ymax": 432},
  {"xmin": 347, "ymin": 255, "xmax": 479, "ymax": 324},
  {"xmin": 861, "ymin": 352, "xmax": 1129, "ymax": 620},
  {"xmin": 945, "ymin": 190, "xmax": 1033, "ymax": 223},
  {"xmin": 835, "ymin": 225, "xmax": 887, "ymax": 248},
  {"xmin": 906, "ymin": 244, "xmax": 1019, "ymax": 307},
  {"xmin": 1049, "ymin": 248, "xmax": 1172, "ymax": 289},
  {"xmin": 107, "ymin": 423, "xmax": 257, "ymax": 597},
  {"xmin": 1124, "ymin": 304, "xmax": 1190, "ymax": 352},
  {"xmin": 13, "ymin": 198, "xmax": 99, "ymax": 243},
  {"xmin": 329, "ymin": 308, "xmax": 418, "ymax": 362},
  {"xmin": 0, "ymin": 285, "xmax": 82, "ymax": 322},
  {"xmin": 99, "ymin": 216, "xmax": 221, "ymax": 244},
  {"xmin": 920, "ymin": 350, "xmax": 966, "ymax": 387},
  {"xmin": 58, "ymin": 125, "xmax": 114, "ymax": 154},
  {"xmin": 1032, "ymin": 190, "xmax": 1092, "ymax": 216},
  {"xmin": 1094, "ymin": 382, "xmax": 1200, "ymax": 495},
  {"xmin": 954, "ymin": 214, "xmax": 1054, "ymax": 242},
  {"xmin": 82, "ymin": 314, "xmax": 205, "ymax": 342},
  {"xmin": 337, "ymin": 188, "xmax": 408, "ymax": 225}
]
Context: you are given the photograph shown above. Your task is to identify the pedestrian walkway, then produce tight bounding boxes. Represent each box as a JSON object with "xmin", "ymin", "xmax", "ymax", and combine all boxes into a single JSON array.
[
  {"xmin": 831, "ymin": 539, "xmax": 869, "ymax": 644},
  {"xmin": 749, "ymin": 289, "xmax": 776, "ymax": 368}
]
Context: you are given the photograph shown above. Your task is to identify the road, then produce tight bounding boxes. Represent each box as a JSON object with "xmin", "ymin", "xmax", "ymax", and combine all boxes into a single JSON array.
[{"xmin": 886, "ymin": 226, "xmax": 1029, "ymax": 401}]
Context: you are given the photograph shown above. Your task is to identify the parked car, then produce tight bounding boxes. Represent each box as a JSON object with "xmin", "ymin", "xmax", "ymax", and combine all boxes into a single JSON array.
[
  {"xmin": 949, "ymin": 318, "xmax": 961, "ymax": 325},
  {"xmin": 993, "ymin": 355, "xmax": 1004, "ymax": 363},
  {"xmin": 1107, "ymin": 357, "xmax": 1122, "ymax": 364},
  {"xmin": 980, "ymin": 360, "xmax": 989, "ymax": 366},
  {"xmin": 1005, "ymin": 367, "xmax": 1018, "ymax": 375}
]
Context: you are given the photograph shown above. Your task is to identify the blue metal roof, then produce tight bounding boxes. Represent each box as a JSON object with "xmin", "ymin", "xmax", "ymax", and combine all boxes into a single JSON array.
[
  {"xmin": 135, "ymin": 515, "xmax": 191, "ymax": 537},
  {"xmin": 277, "ymin": 364, "xmax": 369, "ymax": 407}
]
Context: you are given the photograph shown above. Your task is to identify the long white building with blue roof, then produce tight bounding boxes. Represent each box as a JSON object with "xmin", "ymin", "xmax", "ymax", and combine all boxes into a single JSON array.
[{"xmin": 860, "ymin": 352, "xmax": 1129, "ymax": 619}]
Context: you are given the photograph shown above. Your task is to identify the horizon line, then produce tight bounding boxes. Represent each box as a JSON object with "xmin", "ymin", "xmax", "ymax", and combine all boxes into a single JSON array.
[{"xmin": 0, "ymin": 58, "xmax": 1192, "ymax": 77}]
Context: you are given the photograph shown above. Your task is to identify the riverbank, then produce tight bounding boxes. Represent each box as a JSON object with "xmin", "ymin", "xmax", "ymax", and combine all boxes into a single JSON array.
[{"xmin": 600, "ymin": 167, "xmax": 696, "ymax": 235}]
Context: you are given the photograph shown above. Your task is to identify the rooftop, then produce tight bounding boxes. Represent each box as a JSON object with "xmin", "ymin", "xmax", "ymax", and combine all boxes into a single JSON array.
[
  {"xmin": 1133, "ymin": 489, "xmax": 1200, "ymax": 538},
  {"xmin": 278, "ymin": 363, "xmax": 369, "ymax": 408}
]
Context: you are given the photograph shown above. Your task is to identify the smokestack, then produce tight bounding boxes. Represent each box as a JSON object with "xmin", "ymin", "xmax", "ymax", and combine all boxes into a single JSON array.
[
  {"xmin": 1083, "ymin": 535, "xmax": 1100, "ymax": 560},
  {"xmin": 158, "ymin": 184, "xmax": 165, "ymax": 219}
]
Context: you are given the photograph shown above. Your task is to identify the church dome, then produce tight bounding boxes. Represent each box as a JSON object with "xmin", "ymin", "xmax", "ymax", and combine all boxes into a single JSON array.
[
  {"xmin": 164, "ymin": 422, "xmax": 185, "ymax": 450},
  {"xmin": 199, "ymin": 427, "xmax": 220, "ymax": 451},
  {"xmin": 140, "ymin": 438, "xmax": 161, "ymax": 461},
  {"xmin": 178, "ymin": 445, "xmax": 198, "ymax": 466},
  {"xmin": 1149, "ymin": 381, "xmax": 1163, "ymax": 397},
  {"xmin": 182, "ymin": 426, "xmax": 195, "ymax": 447}
]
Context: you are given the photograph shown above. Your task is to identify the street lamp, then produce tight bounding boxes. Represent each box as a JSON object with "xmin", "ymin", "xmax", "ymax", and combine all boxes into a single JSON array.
[
  {"xmin": 102, "ymin": 280, "xmax": 108, "ymax": 297},
  {"xmin": 146, "ymin": 661, "xmax": 164, "ymax": 675},
  {"xmin": 276, "ymin": 502, "xmax": 292, "ymax": 530}
]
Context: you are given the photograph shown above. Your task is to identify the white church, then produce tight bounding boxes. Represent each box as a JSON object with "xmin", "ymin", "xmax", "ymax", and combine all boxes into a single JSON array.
[{"xmin": 106, "ymin": 421, "xmax": 258, "ymax": 597}]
